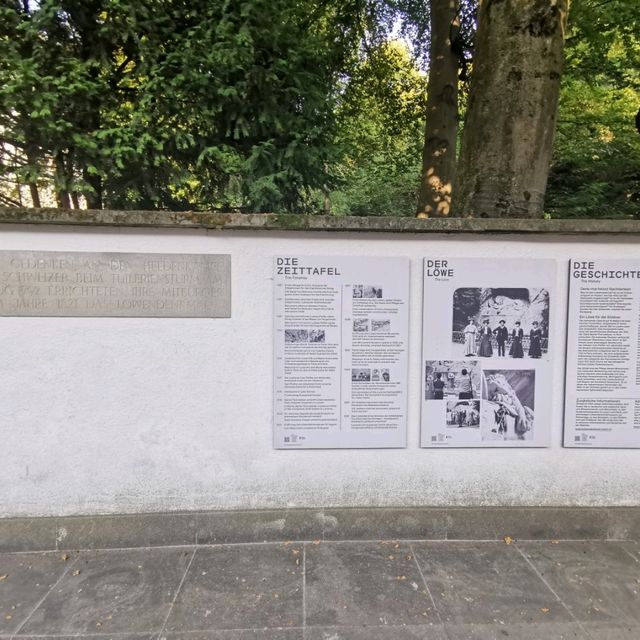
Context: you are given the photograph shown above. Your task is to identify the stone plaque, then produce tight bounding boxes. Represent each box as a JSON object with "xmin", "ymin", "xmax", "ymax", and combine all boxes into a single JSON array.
[{"xmin": 0, "ymin": 251, "xmax": 230, "ymax": 317}]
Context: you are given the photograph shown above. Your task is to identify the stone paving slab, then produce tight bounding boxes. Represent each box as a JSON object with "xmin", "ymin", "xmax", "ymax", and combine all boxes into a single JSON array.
[
  {"xmin": 411, "ymin": 542, "xmax": 573, "ymax": 626},
  {"xmin": 517, "ymin": 541, "xmax": 640, "ymax": 627},
  {"xmin": 17, "ymin": 547, "xmax": 193, "ymax": 636},
  {"xmin": 442, "ymin": 622, "xmax": 583, "ymax": 639},
  {"xmin": 164, "ymin": 545, "xmax": 303, "ymax": 632},
  {"xmin": 305, "ymin": 541, "xmax": 436, "ymax": 627},
  {"xmin": 0, "ymin": 540, "xmax": 639, "ymax": 640},
  {"xmin": 578, "ymin": 624, "xmax": 640, "ymax": 640},
  {"xmin": 0, "ymin": 551, "xmax": 75, "ymax": 634}
]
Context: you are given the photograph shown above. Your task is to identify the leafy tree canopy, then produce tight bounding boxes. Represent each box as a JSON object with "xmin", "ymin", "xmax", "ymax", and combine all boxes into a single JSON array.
[
  {"xmin": 328, "ymin": 40, "xmax": 426, "ymax": 216},
  {"xmin": 0, "ymin": 0, "xmax": 365, "ymax": 211},
  {"xmin": 0, "ymin": 0, "xmax": 638, "ymax": 218},
  {"xmin": 546, "ymin": 0, "xmax": 640, "ymax": 218}
]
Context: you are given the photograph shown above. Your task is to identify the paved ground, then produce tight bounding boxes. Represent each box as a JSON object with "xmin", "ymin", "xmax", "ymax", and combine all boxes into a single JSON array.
[{"xmin": 0, "ymin": 540, "xmax": 639, "ymax": 640}]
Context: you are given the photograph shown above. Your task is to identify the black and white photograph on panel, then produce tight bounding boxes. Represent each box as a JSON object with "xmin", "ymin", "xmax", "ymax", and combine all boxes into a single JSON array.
[
  {"xmin": 372, "ymin": 368, "xmax": 391, "ymax": 382},
  {"xmin": 353, "ymin": 285, "xmax": 383, "ymax": 299},
  {"xmin": 309, "ymin": 329, "xmax": 325, "ymax": 343},
  {"xmin": 452, "ymin": 288, "xmax": 550, "ymax": 359},
  {"xmin": 352, "ymin": 368, "xmax": 371, "ymax": 382},
  {"xmin": 371, "ymin": 319, "xmax": 391, "ymax": 332},
  {"xmin": 481, "ymin": 369, "xmax": 535, "ymax": 442},
  {"xmin": 420, "ymin": 258, "xmax": 555, "ymax": 447},
  {"xmin": 425, "ymin": 360, "xmax": 480, "ymax": 401},
  {"xmin": 285, "ymin": 328, "xmax": 326, "ymax": 343},
  {"xmin": 446, "ymin": 400, "xmax": 480, "ymax": 430},
  {"xmin": 353, "ymin": 318, "xmax": 369, "ymax": 332},
  {"xmin": 285, "ymin": 329, "xmax": 309, "ymax": 343}
]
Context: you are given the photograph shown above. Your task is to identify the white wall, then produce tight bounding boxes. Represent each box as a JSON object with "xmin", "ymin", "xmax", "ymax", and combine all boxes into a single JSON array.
[{"xmin": 1, "ymin": 224, "xmax": 639, "ymax": 517}]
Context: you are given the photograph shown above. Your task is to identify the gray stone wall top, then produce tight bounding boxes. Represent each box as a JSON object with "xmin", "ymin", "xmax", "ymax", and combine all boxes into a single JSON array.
[{"xmin": 0, "ymin": 207, "xmax": 639, "ymax": 234}]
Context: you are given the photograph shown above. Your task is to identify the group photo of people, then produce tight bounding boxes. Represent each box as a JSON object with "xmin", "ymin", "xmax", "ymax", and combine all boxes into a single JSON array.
[
  {"xmin": 452, "ymin": 287, "xmax": 550, "ymax": 359},
  {"xmin": 425, "ymin": 360, "xmax": 480, "ymax": 400},
  {"xmin": 462, "ymin": 317, "xmax": 544, "ymax": 358},
  {"xmin": 446, "ymin": 400, "xmax": 480, "ymax": 429}
]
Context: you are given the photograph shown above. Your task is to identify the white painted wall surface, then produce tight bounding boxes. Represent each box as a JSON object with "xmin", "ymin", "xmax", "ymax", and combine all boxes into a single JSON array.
[{"xmin": 1, "ymin": 224, "xmax": 639, "ymax": 517}]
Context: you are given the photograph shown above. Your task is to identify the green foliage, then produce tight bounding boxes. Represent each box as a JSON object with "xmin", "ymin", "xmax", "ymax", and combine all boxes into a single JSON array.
[
  {"xmin": 546, "ymin": 0, "xmax": 640, "ymax": 218},
  {"xmin": 328, "ymin": 40, "xmax": 427, "ymax": 216},
  {"xmin": 0, "ymin": 0, "xmax": 637, "ymax": 218},
  {"xmin": 114, "ymin": 0, "xmax": 366, "ymax": 211},
  {"xmin": 0, "ymin": 0, "xmax": 365, "ymax": 211}
]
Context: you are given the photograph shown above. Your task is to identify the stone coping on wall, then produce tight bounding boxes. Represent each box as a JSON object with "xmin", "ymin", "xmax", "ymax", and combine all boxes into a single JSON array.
[{"xmin": 0, "ymin": 207, "xmax": 639, "ymax": 234}]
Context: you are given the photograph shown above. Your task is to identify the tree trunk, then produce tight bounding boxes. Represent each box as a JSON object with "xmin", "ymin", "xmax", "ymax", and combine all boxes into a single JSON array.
[
  {"xmin": 24, "ymin": 149, "xmax": 41, "ymax": 208},
  {"xmin": 453, "ymin": 0, "xmax": 569, "ymax": 218},
  {"xmin": 83, "ymin": 169, "xmax": 103, "ymax": 209},
  {"xmin": 55, "ymin": 189, "xmax": 71, "ymax": 209},
  {"xmin": 323, "ymin": 187, "xmax": 331, "ymax": 215},
  {"xmin": 416, "ymin": 0, "xmax": 459, "ymax": 218},
  {"xmin": 28, "ymin": 183, "xmax": 41, "ymax": 208},
  {"xmin": 55, "ymin": 151, "xmax": 71, "ymax": 209}
]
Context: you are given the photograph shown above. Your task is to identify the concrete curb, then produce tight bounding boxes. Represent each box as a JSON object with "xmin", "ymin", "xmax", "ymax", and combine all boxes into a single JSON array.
[{"xmin": 1, "ymin": 507, "xmax": 638, "ymax": 552}]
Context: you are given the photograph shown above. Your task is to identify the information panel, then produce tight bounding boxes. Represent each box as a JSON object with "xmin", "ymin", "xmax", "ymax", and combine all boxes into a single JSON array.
[
  {"xmin": 421, "ymin": 258, "xmax": 555, "ymax": 447},
  {"xmin": 0, "ymin": 251, "xmax": 230, "ymax": 317},
  {"xmin": 564, "ymin": 259, "xmax": 640, "ymax": 448},
  {"xmin": 273, "ymin": 256, "xmax": 409, "ymax": 448}
]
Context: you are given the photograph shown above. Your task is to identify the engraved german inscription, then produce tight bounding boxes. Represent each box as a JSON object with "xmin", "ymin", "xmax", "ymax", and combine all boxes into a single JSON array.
[{"xmin": 0, "ymin": 251, "xmax": 231, "ymax": 317}]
